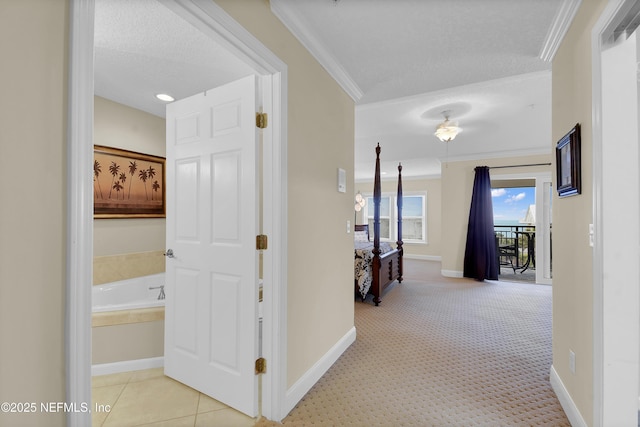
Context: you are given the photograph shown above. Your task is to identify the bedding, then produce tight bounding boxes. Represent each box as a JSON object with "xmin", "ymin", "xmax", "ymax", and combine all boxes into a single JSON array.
[
  {"xmin": 354, "ymin": 230, "xmax": 369, "ymax": 242},
  {"xmin": 354, "ymin": 241, "xmax": 394, "ymax": 299}
]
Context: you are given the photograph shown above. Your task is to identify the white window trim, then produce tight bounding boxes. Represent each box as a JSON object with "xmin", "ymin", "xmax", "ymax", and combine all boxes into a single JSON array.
[{"xmin": 361, "ymin": 191, "xmax": 427, "ymax": 244}]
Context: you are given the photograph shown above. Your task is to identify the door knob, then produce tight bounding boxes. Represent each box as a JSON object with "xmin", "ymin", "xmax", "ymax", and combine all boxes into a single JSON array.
[{"xmin": 164, "ymin": 249, "xmax": 175, "ymax": 258}]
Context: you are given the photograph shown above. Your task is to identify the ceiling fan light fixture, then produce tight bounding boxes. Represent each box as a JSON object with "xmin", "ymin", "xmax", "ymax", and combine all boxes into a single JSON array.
[{"xmin": 434, "ymin": 113, "xmax": 462, "ymax": 142}]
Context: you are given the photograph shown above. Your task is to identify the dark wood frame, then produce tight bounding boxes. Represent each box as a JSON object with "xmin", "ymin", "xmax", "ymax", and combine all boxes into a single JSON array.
[
  {"xmin": 555, "ymin": 123, "xmax": 581, "ymax": 198},
  {"xmin": 93, "ymin": 145, "xmax": 166, "ymax": 218},
  {"xmin": 355, "ymin": 143, "xmax": 403, "ymax": 306}
]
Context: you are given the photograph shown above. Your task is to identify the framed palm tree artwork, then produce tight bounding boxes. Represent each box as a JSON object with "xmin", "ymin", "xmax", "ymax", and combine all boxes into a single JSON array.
[{"xmin": 93, "ymin": 145, "xmax": 166, "ymax": 218}]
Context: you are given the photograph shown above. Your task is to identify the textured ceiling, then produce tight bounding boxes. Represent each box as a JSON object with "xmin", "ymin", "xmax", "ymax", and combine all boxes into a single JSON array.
[
  {"xmin": 94, "ymin": 0, "xmax": 255, "ymax": 118},
  {"xmin": 354, "ymin": 71, "xmax": 551, "ymax": 180},
  {"xmin": 271, "ymin": 0, "xmax": 561, "ymax": 104},
  {"xmin": 94, "ymin": 0, "xmax": 577, "ymax": 179}
]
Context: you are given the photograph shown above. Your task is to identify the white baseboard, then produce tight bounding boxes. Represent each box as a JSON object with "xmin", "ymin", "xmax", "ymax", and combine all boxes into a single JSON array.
[
  {"xmin": 283, "ymin": 326, "xmax": 356, "ymax": 417},
  {"xmin": 550, "ymin": 365, "xmax": 587, "ymax": 427},
  {"xmin": 441, "ymin": 270, "xmax": 463, "ymax": 278},
  {"xmin": 92, "ymin": 356, "xmax": 164, "ymax": 377},
  {"xmin": 403, "ymin": 254, "xmax": 441, "ymax": 262}
]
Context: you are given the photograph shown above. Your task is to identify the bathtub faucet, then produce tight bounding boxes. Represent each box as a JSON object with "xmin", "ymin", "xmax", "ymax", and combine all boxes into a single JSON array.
[{"xmin": 149, "ymin": 285, "xmax": 165, "ymax": 300}]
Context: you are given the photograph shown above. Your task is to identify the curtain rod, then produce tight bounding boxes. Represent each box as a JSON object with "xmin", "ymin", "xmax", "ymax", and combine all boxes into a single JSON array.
[{"xmin": 489, "ymin": 162, "xmax": 551, "ymax": 170}]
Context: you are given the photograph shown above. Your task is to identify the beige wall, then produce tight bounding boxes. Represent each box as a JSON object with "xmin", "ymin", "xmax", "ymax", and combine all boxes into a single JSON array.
[
  {"xmin": 0, "ymin": 0, "xmax": 68, "ymax": 425},
  {"xmin": 356, "ymin": 177, "xmax": 442, "ymax": 258},
  {"xmin": 440, "ymin": 154, "xmax": 552, "ymax": 275},
  {"xmin": 94, "ymin": 96, "xmax": 165, "ymax": 159},
  {"xmin": 214, "ymin": 0, "xmax": 356, "ymax": 388},
  {"xmin": 551, "ymin": 0, "xmax": 607, "ymax": 424},
  {"xmin": 93, "ymin": 96, "xmax": 166, "ymax": 260},
  {"xmin": 93, "ymin": 320, "xmax": 164, "ymax": 365}
]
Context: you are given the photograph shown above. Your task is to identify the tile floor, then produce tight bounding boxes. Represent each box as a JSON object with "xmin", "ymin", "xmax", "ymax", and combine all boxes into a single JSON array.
[{"xmin": 92, "ymin": 368, "xmax": 257, "ymax": 426}]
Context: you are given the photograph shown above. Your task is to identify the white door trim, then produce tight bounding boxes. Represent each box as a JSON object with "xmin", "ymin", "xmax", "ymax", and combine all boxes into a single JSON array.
[
  {"xmin": 67, "ymin": 2, "xmax": 95, "ymax": 426},
  {"xmin": 489, "ymin": 171, "xmax": 553, "ymax": 285},
  {"xmin": 592, "ymin": 1, "xmax": 640, "ymax": 425},
  {"xmin": 67, "ymin": 1, "xmax": 288, "ymax": 424}
]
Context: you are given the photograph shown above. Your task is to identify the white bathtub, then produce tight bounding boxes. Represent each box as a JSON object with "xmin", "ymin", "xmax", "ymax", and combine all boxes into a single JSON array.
[{"xmin": 93, "ymin": 273, "xmax": 166, "ymax": 313}]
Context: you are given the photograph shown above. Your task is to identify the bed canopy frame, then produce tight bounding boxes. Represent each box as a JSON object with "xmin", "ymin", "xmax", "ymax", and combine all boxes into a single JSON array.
[{"xmin": 355, "ymin": 143, "xmax": 403, "ymax": 305}]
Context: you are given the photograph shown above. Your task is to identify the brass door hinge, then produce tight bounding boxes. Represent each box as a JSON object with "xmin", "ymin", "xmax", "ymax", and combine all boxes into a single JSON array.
[
  {"xmin": 255, "ymin": 357, "xmax": 267, "ymax": 374},
  {"xmin": 256, "ymin": 234, "xmax": 268, "ymax": 250},
  {"xmin": 256, "ymin": 112, "xmax": 268, "ymax": 129}
]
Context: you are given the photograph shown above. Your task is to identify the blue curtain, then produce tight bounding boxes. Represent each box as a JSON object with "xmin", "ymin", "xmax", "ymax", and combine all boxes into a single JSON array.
[{"xmin": 463, "ymin": 166, "xmax": 499, "ymax": 280}]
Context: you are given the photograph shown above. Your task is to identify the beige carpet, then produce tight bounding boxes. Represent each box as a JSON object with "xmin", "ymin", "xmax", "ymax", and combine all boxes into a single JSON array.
[{"xmin": 257, "ymin": 260, "xmax": 569, "ymax": 426}]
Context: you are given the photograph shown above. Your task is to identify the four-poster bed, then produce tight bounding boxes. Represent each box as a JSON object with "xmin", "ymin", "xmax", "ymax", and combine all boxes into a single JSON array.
[{"xmin": 354, "ymin": 143, "xmax": 403, "ymax": 306}]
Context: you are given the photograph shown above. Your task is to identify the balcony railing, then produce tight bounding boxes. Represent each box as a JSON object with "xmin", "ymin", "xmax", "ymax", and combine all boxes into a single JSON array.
[{"xmin": 494, "ymin": 225, "xmax": 536, "ymax": 273}]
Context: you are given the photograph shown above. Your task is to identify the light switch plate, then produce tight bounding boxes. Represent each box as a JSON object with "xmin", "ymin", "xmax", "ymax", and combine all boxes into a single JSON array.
[{"xmin": 337, "ymin": 168, "xmax": 346, "ymax": 193}]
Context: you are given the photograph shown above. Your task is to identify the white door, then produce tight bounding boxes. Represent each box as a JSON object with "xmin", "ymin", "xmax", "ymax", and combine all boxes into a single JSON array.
[{"xmin": 164, "ymin": 75, "xmax": 259, "ymax": 417}]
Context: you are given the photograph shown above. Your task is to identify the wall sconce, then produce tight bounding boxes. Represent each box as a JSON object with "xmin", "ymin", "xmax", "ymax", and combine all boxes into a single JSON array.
[{"xmin": 354, "ymin": 191, "xmax": 366, "ymax": 212}]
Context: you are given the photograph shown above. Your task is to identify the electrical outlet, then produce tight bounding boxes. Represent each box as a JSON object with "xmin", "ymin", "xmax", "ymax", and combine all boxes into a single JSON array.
[
  {"xmin": 347, "ymin": 220, "xmax": 351, "ymax": 233},
  {"xmin": 569, "ymin": 350, "xmax": 576, "ymax": 374}
]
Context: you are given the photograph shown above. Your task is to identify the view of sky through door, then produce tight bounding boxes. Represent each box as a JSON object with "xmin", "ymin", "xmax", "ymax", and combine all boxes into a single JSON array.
[{"xmin": 491, "ymin": 187, "xmax": 535, "ymax": 225}]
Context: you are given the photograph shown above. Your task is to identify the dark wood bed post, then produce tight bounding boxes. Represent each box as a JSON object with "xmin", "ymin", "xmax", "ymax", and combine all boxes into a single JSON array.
[
  {"xmin": 396, "ymin": 163, "xmax": 404, "ymax": 283},
  {"xmin": 372, "ymin": 143, "xmax": 382, "ymax": 305}
]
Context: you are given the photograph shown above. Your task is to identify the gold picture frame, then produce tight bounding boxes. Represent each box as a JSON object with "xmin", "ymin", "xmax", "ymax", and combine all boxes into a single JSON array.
[{"xmin": 93, "ymin": 145, "xmax": 166, "ymax": 218}]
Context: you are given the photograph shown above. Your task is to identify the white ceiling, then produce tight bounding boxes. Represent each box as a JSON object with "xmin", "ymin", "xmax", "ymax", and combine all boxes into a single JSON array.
[
  {"xmin": 354, "ymin": 71, "xmax": 552, "ymax": 180},
  {"xmin": 94, "ymin": 0, "xmax": 578, "ymax": 180},
  {"xmin": 94, "ymin": 0, "xmax": 255, "ymax": 117}
]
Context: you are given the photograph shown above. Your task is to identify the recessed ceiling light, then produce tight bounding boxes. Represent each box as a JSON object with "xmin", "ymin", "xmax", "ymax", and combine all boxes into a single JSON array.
[{"xmin": 155, "ymin": 93, "xmax": 175, "ymax": 102}]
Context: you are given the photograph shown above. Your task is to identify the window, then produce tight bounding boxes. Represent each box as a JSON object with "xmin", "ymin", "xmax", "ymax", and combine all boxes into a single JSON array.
[
  {"xmin": 366, "ymin": 196, "xmax": 391, "ymax": 240},
  {"xmin": 402, "ymin": 195, "xmax": 425, "ymax": 241},
  {"xmin": 364, "ymin": 193, "xmax": 426, "ymax": 243}
]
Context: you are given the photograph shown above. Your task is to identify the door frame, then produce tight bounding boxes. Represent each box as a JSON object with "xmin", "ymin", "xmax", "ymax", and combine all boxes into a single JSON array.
[
  {"xmin": 490, "ymin": 171, "xmax": 553, "ymax": 285},
  {"xmin": 592, "ymin": 1, "xmax": 640, "ymax": 424},
  {"xmin": 66, "ymin": 1, "xmax": 288, "ymax": 425}
]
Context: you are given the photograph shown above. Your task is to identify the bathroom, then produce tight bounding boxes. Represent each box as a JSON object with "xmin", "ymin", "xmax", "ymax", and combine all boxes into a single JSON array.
[{"xmin": 92, "ymin": 95, "xmax": 167, "ymax": 374}]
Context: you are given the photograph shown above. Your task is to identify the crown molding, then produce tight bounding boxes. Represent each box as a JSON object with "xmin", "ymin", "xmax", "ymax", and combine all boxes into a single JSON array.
[
  {"xmin": 270, "ymin": 0, "xmax": 363, "ymax": 102},
  {"xmin": 355, "ymin": 173, "xmax": 442, "ymax": 184},
  {"xmin": 539, "ymin": 0, "xmax": 582, "ymax": 62},
  {"xmin": 445, "ymin": 147, "xmax": 552, "ymax": 164},
  {"xmin": 355, "ymin": 147, "xmax": 552, "ymax": 182},
  {"xmin": 356, "ymin": 70, "xmax": 551, "ymax": 111}
]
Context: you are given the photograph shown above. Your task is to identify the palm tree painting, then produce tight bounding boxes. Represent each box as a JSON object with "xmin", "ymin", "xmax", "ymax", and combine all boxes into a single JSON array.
[
  {"xmin": 108, "ymin": 161, "xmax": 121, "ymax": 199},
  {"xmin": 138, "ymin": 168, "xmax": 149, "ymax": 200},
  {"xmin": 94, "ymin": 160, "xmax": 104, "ymax": 199},
  {"xmin": 118, "ymin": 172, "xmax": 127, "ymax": 200},
  {"xmin": 127, "ymin": 160, "xmax": 137, "ymax": 199},
  {"xmin": 152, "ymin": 180, "xmax": 160, "ymax": 200},
  {"xmin": 93, "ymin": 145, "xmax": 165, "ymax": 218}
]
